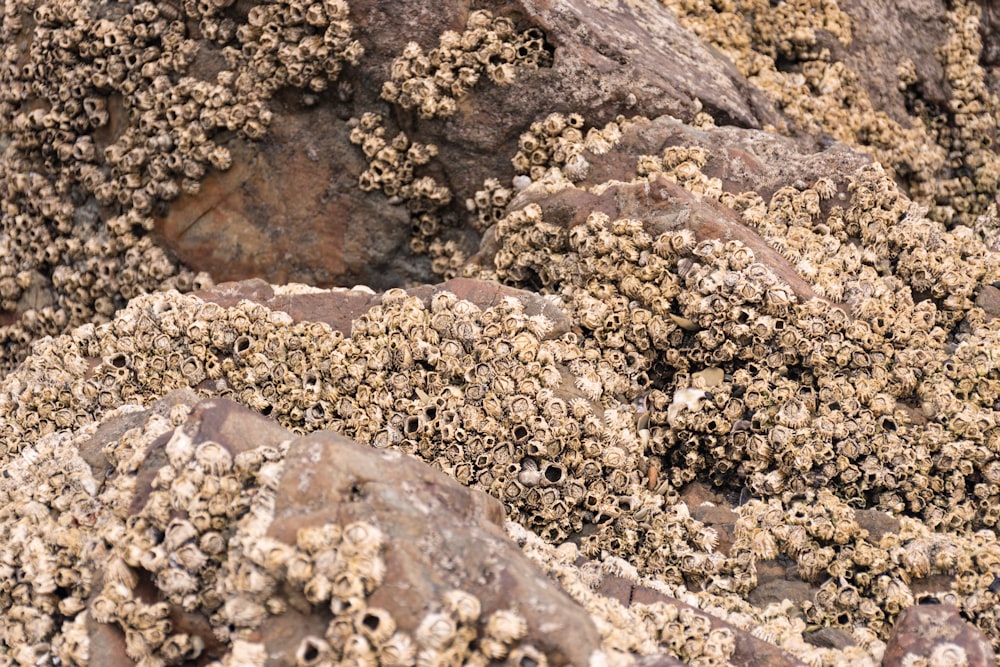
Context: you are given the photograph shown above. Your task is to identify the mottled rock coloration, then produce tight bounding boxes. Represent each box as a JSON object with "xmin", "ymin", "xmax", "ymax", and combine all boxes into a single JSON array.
[{"xmin": 883, "ymin": 604, "xmax": 997, "ymax": 667}]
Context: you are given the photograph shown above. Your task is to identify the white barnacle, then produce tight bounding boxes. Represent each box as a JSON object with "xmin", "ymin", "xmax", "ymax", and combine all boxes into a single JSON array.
[
  {"xmin": 379, "ymin": 632, "xmax": 417, "ymax": 667},
  {"xmin": 163, "ymin": 427, "xmax": 195, "ymax": 468},
  {"xmin": 442, "ymin": 589, "xmax": 481, "ymax": 625},
  {"xmin": 666, "ymin": 388, "xmax": 709, "ymax": 427},
  {"xmin": 484, "ymin": 608, "xmax": 527, "ymax": 644},
  {"xmin": 415, "ymin": 612, "xmax": 456, "ymax": 651}
]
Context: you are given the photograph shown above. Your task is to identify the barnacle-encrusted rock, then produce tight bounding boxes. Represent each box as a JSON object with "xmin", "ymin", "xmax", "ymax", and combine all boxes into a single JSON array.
[
  {"xmin": 664, "ymin": 0, "xmax": 1000, "ymax": 228},
  {"xmin": 4, "ymin": 264, "xmax": 1000, "ymax": 664},
  {"xmin": 0, "ymin": 0, "xmax": 786, "ymax": 373}
]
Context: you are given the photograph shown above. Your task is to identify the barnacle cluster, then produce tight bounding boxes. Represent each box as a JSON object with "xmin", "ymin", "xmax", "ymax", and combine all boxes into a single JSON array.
[
  {"xmin": 379, "ymin": 9, "xmax": 549, "ymax": 120},
  {"xmin": 511, "ymin": 521, "xmax": 737, "ymax": 667},
  {"xmin": 346, "ymin": 112, "xmax": 452, "ymax": 258},
  {"xmin": 660, "ymin": 0, "xmax": 1000, "ymax": 227},
  {"xmin": 0, "ymin": 0, "xmax": 365, "ymax": 371},
  {"xmin": 348, "ymin": 10, "xmax": 553, "ymax": 277},
  {"xmin": 474, "ymin": 154, "xmax": 1000, "ymax": 647}
]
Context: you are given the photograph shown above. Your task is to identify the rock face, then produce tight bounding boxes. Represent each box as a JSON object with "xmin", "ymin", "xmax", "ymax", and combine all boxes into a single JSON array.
[
  {"xmin": 81, "ymin": 392, "xmax": 601, "ymax": 665},
  {"xmin": 4, "ymin": 0, "xmax": 1000, "ymax": 665},
  {"xmin": 882, "ymin": 604, "xmax": 997, "ymax": 667},
  {"xmin": 153, "ymin": 0, "xmax": 782, "ymax": 290}
]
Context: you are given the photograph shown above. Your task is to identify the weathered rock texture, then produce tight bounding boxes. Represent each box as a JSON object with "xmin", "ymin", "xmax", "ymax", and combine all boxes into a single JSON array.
[{"xmin": 882, "ymin": 604, "xmax": 998, "ymax": 667}]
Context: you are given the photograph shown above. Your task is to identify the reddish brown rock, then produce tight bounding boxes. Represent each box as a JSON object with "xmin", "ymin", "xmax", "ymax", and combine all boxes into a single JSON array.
[
  {"xmin": 155, "ymin": 109, "xmax": 421, "ymax": 290},
  {"xmin": 883, "ymin": 604, "xmax": 997, "ymax": 667},
  {"xmin": 266, "ymin": 427, "xmax": 601, "ymax": 666}
]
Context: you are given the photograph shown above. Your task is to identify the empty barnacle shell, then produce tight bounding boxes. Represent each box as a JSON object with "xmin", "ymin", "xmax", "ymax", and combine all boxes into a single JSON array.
[
  {"xmin": 345, "ymin": 608, "xmax": 393, "ymax": 648},
  {"xmin": 295, "ymin": 635, "xmax": 332, "ymax": 666}
]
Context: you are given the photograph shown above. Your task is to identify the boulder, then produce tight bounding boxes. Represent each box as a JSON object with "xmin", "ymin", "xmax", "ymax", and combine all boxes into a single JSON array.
[{"xmin": 883, "ymin": 604, "xmax": 997, "ymax": 667}]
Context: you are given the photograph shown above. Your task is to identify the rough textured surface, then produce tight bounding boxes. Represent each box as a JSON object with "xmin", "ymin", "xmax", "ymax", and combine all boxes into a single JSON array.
[
  {"xmin": 3, "ymin": 0, "xmax": 1000, "ymax": 665},
  {"xmin": 883, "ymin": 604, "xmax": 998, "ymax": 667}
]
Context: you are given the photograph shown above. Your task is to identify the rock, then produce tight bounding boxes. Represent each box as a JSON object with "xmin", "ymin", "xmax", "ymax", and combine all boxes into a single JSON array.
[
  {"xmin": 154, "ymin": 108, "xmax": 423, "ymax": 290},
  {"xmin": 483, "ymin": 174, "xmax": 829, "ymax": 304},
  {"xmin": 85, "ymin": 396, "xmax": 602, "ymax": 666},
  {"xmin": 831, "ymin": 0, "xmax": 953, "ymax": 125},
  {"xmin": 983, "ymin": 0, "xmax": 1000, "ymax": 68},
  {"xmin": 267, "ymin": 427, "xmax": 601, "ymax": 667},
  {"xmin": 154, "ymin": 0, "xmax": 783, "ymax": 290},
  {"xmin": 975, "ymin": 284, "xmax": 1000, "ymax": 320},
  {"xmin": 577, "ymin": 114, "xmax": 871, "ymax": 203},
  {"xmin": 883, "ymin": 604, "xmax": 998, "ymax": 667}
]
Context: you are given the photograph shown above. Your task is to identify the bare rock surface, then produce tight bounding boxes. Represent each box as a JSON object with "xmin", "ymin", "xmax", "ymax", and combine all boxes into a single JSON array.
[{"xmin": 883, "ymin": 604, "xmax": 998, "ymax": 667}]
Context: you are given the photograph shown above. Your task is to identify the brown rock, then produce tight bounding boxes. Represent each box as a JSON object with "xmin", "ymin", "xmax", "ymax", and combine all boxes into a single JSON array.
[
  {"xmin": 154, "ymin": 104, "xmax": 423, "ymax": 291},
  {"xmin": 831, "ymin": 0, "xmax": 953, "ymax": 126},
  {"xmin": 883, "ymin": 603, "xmax": 997, "ymax": 667},
  {"xmin": 266, "ymin": 427, "xmax": 601, "ymax": 666},
  {"xmin": 983, "ymin": 0, "xmax": 1000, "ymax": 68},
  {"xmin": 976, "ymin": 284, "xmax": 1000, "ymax": 320},
  {"xmin": 578, "ymin": 115, "xmax": 871, "ymax": 205}
]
